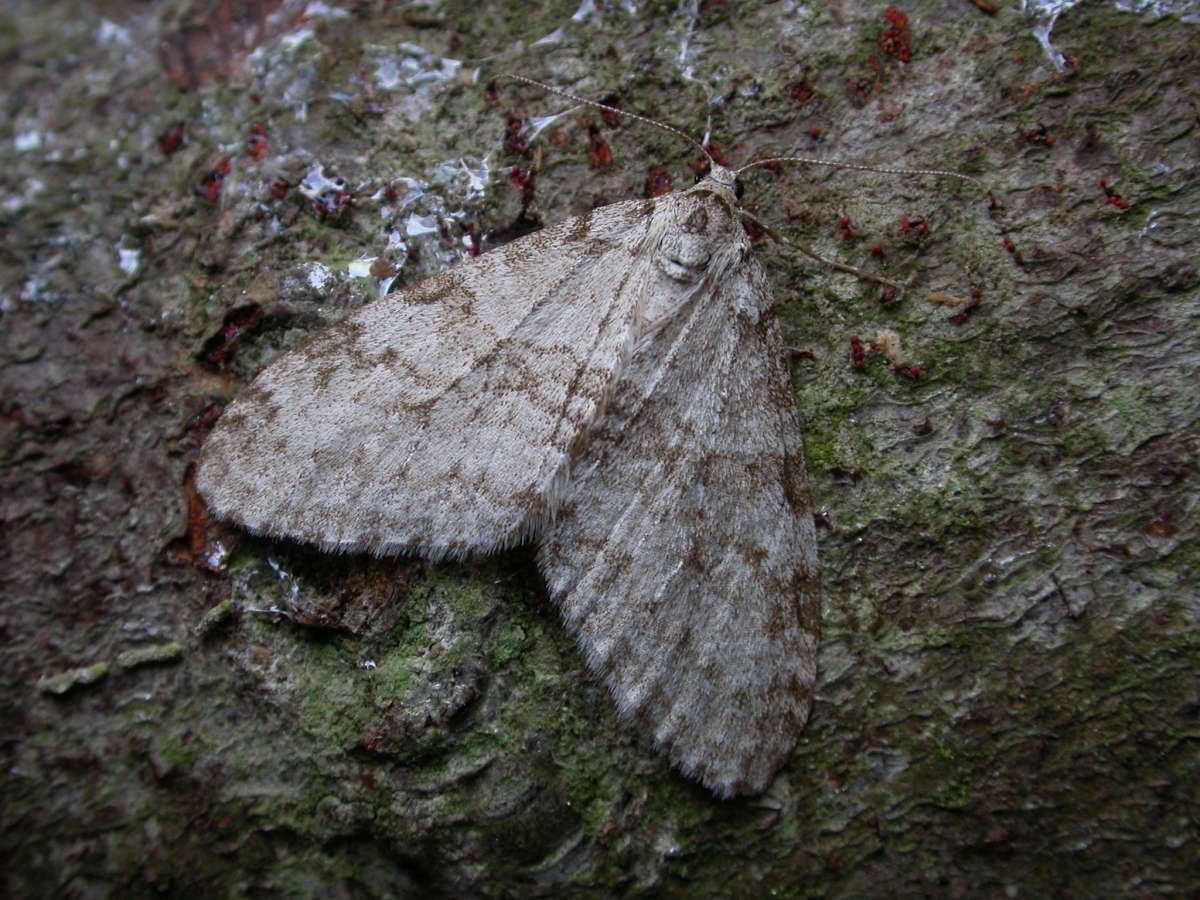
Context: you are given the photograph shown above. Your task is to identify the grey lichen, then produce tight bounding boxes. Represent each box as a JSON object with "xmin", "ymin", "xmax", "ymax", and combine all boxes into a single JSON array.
[
  {"xmin": 115, "ymin": 641, "xmax": 184, "ymax": 670},
  {"xmin": 36, "ymin": 662, "xmax": 110, "ymax": 696},
  {"xmin": 193, "ymin": 599, "xmax": 238, "ymax": 640}
]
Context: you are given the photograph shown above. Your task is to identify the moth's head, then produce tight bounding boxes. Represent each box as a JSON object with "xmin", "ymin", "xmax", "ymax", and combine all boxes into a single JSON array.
[{"xmin": 690, "ymin": 164, "xmax": 743, "ymax": 210}]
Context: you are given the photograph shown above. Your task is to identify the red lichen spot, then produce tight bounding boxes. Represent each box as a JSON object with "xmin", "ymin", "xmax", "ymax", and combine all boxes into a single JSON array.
[
  {"xmin": 985, "ymin": 416, "xmax": 1007, "ymax": 433},
  {"xmin": 790, "ymin": 348, "xmax": 816, "ymax": 362},
  {"xmin": 871, "ymin": 242, "xmax": 884, "ymax": 256},
  {"xmin": 1002, "ymin": 237, "xmax": 1025, "ymax": 265},
  {"xmin": 382, "ymin": 184, "xmax": 398, "ymax": 202},
  {"xmin": 850, "ymin": 335, "xmax": 866, "ymax": 369},
  {"xmin": 950, "ymin": 287, "xmax": 982, "ymax": 325},
  {"xmin": 1099, "ymin": 177, "xmax": 1131, "ymax": 210},
  {"xmin": 200, "ymin": 304, "xmax": 263, "ymax": 365},
  {"xmin": 549, "ymin": 129, "xmax": 570, "ymax": 149},
  {"xmin": 270, "ymin": 177, "xmax": 289, "ymax": 200},
  {"xmin": 880, "ymin": 285, "xmax": 898, "ymax": 305},
  {"xmin": 876, "ymin": 6, "xmax": 912, "ymax": 63},
  {"xmin": 587, "ymin": 125, "xmax": 614, "ymax": 168},
  {"xmin": 789, "ymin": 81, "xmax": 815, "ymax": 105},
  {"xmin": 741, "ymin": 217, "xmax": 766, "ymax": 243},
  {"xmin": 246, "ymin": 122, "xmax": 269, "ymax": 161},
  {"xmin": 312, "ymin": 190, "xmax": 354, "ymax": 219},
  {"xmin": 809, "ymin": 127, "xmax": 823, "ymax": 140},
  {"xmin": 837, "ymin": 215, "xmax": 859, "ymax": 241},
  {"xmin": 197, "ymin": 157, "xmax": 231, "ymax": 204},
  {"xmin": 912, "ymin": 416, "xmax": 933, "ymax": 435},
  {"xmin": 899, "ymin": 215, "xmax": 928, "ymax": 237},
  {"xmin": 507, "ymin": 165, "xmax": 535, "ymax": 205},
  {"xmin": 847, "ymin": 78, "xmax": 874, "ymax": 106},
  {"xmin": 483, "ymin": 80, "xmax": 499, "ymax": 106},
  {"xmin": 462, "ymin": 222, "xmax": 481, "ymax": 256},
  {"xmin": 158, "ymin": 123, "xmax": 185, "ymax": 157},
  {"xmin": 1025, "ymin": 123, "xmax": 1055, "ymax": 147},
  {"xmin": 507, "ymin": 165, "xmax": 532, "ymax": 190},
  {"xmin": 504, "ymin": 114, "xmax": 529, "ymax": 156},
  {"xmin": 894, "ymin": 363, "xmax": 923, "ymax": 380},
  {"xmin": 644, "ymin": 167, "xmax": 673, "ymax": 198},
  {"xmin": 1143, "ymin": 509, "xmax": 1177, "ymax": 539},
  {"xmin": 599, "ymin": 94, "xmax": 623, "ymax": 127}
]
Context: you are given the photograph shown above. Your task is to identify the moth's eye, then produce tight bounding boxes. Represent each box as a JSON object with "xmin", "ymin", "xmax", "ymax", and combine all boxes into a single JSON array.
[
  {"xmin": 694, "ymin": 170, "xmax": 709, "ymax": 185},
  {"xmin": 734, "ymin": 180, "xmax": 745, "ymax": 201}
]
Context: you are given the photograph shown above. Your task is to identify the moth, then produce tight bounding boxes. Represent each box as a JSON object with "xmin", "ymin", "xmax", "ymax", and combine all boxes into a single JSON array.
[{"xmin": 197, "ymin": 80, "xmax": 975, "ymax": 797}]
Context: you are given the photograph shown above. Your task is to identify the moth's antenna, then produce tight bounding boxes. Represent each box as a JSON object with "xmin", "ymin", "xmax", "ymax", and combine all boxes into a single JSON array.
[
  {"xmin": 736, "ymin": 156, "xmax": 984, "ymax": 187},
  {"xmin": 503, "ymin": 74, "xmax": 711, "ymax": 160}
]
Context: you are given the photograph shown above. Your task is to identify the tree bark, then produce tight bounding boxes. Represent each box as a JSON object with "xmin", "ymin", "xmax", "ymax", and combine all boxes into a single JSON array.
[{"xmin": 1, "ymin": 0, "xmax": 1197, "ymax": 896}]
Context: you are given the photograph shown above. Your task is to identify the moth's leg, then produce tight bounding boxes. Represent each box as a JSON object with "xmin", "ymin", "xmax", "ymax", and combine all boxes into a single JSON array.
[{"xmin": 741, "ymin": 210, "xmax": 902, "ymax": 291}]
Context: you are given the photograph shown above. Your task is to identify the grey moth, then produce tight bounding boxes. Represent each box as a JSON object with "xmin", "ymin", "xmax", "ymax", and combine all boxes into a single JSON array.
[{"xmin": 198, "ymin": 97, "xmax": 824, "ymax": 798}]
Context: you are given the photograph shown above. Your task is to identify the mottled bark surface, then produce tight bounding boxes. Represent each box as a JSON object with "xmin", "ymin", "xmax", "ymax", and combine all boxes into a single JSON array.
[{"xmin": 1, "ymin": 1, "xmax": 1197, "ymax": 897}]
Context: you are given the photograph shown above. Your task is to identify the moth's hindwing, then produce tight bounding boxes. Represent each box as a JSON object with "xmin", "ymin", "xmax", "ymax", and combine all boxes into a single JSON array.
[{"xmin": 538, "ymin": 189, "xmax": 819, "ymax": 797}]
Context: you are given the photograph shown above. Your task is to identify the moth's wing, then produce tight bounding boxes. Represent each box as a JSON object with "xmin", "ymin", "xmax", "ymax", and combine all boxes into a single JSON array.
[
  {"xmin": 197, "ymin": 198, "xmax": 658, "ymax": 558},
  {"xmin": 537, "ymin": 258, "xmax": 819, "ymax": 798}
]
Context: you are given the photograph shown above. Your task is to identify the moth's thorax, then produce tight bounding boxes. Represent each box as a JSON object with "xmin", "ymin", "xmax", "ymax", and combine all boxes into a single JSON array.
[{"xmin": 652, "ymin": 189, "xmax": 743, "ymax": 287}]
